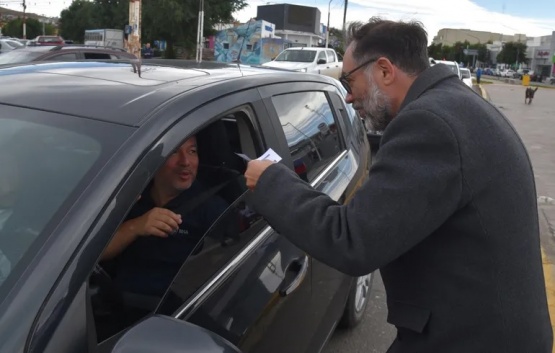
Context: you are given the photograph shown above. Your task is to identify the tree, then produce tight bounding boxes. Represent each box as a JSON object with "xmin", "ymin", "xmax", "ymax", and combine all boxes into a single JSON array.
[
  {"xmin": 2, "ymin": 18, "xmax": 53, "ymax": 39},
  {"xmin": 141, "ymin": 0, "xmax": 247, "ymax": 58},
  {"xmin": 496, "ymin": 41, "xmax": 527, "ymax": 66},
  {"xmin": 93, "ymin": 0, "xmax": 128, "ymax": 30},
  {"xmin": 59, "ymin": 0, "xmax": 98, "ymax": 43}
]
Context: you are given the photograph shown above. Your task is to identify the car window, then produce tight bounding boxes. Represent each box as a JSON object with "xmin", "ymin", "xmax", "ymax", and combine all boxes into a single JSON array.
[
  {"xmin": 317, "ymin": 51, "xmax": 327, "ymax": 62},
  {"xmin": 0, "ymin": 112, "xmax": 131, "ymax": 300},
  {"xmin": 461, "ymin": 70, "xmax": 471, "ymax": 78},
  {"xmin": 0, "ymin": 50, "xmax": 43, "ymax": 64},
  {"xmin": 326, "ymin": 50, "xmax": 337, "ymax": 62},
  {"xmin": 83, "ymin": 52, "xmax": 111, "ymax": 60},
  {"xmin": 47, "ymin": 53, "xmax": 78, "ymax": 61},
  {"xmin": 274, "ymin": 50, "xmax": 316, "ymax": 63},
  {"xmin": 92, "ymin": 109, "xmax": 264, "ymax": 343},
  {"xmin": 272, "ymin": 91, "xmax": 344, "ymax": 182}
]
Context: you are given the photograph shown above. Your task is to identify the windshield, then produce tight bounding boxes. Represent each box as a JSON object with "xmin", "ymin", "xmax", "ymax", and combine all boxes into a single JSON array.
[
  {"xmin": 0, "ymin": 50, "xmax": 43, "ymax": 65},
  {"xmin": 0, "ymin": 111, "xmax": 131, "ymax": 295},
  {"xmin": 275, "ymin": 50, "xmax": 317, "ymax": 63}
]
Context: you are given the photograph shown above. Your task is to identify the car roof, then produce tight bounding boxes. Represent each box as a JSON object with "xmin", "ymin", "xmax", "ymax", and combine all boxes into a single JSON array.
[{"xmin": 0, "ymin": 60, "xmax": 327, "ymax": 126}]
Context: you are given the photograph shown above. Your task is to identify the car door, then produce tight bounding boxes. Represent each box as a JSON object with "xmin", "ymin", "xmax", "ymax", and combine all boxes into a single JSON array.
[
  {"xmin": 141, "ymin": 88, "xmax": 317, "ymax": 353},
  {"xmin": 315, "ymin": 50, "xmax": 331, "ymax": 76},
  {"xmin": 258, "ymin": 80, "xmax": 364, "ymax": 351},
  {"xmin": 325, "ymin": 50, "xmax": 341, "ymax": 79}
]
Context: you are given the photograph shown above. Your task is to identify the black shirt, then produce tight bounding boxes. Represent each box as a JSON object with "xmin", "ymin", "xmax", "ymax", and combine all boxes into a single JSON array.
[{"xmin": 113, "ymin": 181, "xmax": 228, "ymax": 297}]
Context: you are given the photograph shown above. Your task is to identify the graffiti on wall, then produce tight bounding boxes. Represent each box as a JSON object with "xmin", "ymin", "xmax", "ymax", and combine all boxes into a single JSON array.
[{"xmin": 215, "ymin": 20, "xmax": 285, "ymax": 65}]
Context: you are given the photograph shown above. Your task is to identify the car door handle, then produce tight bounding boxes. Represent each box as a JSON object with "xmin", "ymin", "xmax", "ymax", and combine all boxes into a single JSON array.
[{"xmin": 279, "ymin": 255, "xmax": 309, "ymax": 297}]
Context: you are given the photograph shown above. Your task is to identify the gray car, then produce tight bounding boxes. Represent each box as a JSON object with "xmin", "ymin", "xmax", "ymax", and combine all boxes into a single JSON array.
[{"xmin": 0, "ymin": 60, "xmax": 373, "ymax": 353}]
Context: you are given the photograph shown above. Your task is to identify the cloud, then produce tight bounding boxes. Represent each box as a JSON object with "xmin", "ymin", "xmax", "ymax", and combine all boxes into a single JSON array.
[{"xmin": 234, "ymin": 0, "xmax": 555, "ymax": 43}]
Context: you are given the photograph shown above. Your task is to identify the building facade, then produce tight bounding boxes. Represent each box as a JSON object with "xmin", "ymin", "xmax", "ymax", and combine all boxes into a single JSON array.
[
  {"xmin": 256, "ymin": 3, "xmax": 324, "ymax": 48},
  {"xmin": 433, "ymin": 28, "xmax": 527, "ymax": 46},
  {"xmin": 525, "ymin": 32, "xmax": 555, "ymax": 77}
]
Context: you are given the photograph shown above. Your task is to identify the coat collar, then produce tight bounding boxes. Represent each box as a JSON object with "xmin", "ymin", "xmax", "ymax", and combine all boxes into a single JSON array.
[{"xmin": 399, "ymin": 64, "xmax": 458, "ymax": 111}]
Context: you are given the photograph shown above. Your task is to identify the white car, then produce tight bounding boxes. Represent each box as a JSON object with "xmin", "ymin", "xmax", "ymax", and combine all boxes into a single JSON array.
[
  {"xmin": 460, "ymin": 68, "xmax": 473, "ymax": 88},
  {"xmin": 262, "ymin": 47, "xmax": 342, "ymax": 79},
  {"xmin": 429, "ymin": 58, "xmax": 462, "ymax": 80}
]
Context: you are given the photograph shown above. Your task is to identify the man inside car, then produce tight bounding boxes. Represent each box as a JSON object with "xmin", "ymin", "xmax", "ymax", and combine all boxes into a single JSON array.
[{"xmin": 101, "ymin": 136, "xmax": 228, "ymax": 298}]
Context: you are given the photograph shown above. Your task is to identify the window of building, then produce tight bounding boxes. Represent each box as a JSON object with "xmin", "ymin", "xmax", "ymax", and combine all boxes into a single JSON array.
[{"xmin": 271, "ymin": 91, "xmax": 344, "ymax": 182}]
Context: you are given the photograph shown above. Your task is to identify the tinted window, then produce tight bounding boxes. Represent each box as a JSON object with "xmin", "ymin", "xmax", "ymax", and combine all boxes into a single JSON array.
[
  {"xmin": 272, "ymin": 91, "xmax": 343, "ymax": 182},
  {"xmin": 84, "ymin": 52, "xmax": 111, "ymax": 60},
  {"xmin": 0, "ymin": 113, "xmax": 130, "ymax": 295}
]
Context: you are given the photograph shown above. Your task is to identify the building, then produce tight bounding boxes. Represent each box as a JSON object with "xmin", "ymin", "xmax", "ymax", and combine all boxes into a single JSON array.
[
  {"xmin": 213, "ymin": 20, "xmax": 286, "ymax": 65},
  {"xmin": 256, "ymin": 4, "xmax": 324, "ymax": 47},
  {"xmin": 525, "ymin": 32, "xmax": 555, "ymax": 77},
  {"xmin": 433, "ymin": 28, "xmax": 527, "ymax": 46}
]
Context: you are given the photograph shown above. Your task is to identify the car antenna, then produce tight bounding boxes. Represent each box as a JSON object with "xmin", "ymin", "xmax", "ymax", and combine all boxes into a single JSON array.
[{"xmin": 235, "ymin": 18, "xmax": 254, "ymax": 68}]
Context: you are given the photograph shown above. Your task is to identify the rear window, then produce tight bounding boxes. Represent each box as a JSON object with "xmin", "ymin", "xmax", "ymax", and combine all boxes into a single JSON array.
[
  {"xmin": 38, "ymin": 36, "xmax": 63, "ymax": 43},
  {"xmin": 461, "ymin": 70, "xmax": 471, "ymax": 78},
  {"xmin": 0, "ymin": 109, "xmax": 132, "ymax": 298},
  {"xmin": 0, "ymin": 50, "xmax": 44, "ymax": 65}
]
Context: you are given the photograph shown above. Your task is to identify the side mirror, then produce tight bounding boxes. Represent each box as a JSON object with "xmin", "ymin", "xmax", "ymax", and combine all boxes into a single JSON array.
[
  {"xmin": 112, "ymin": 315, "xmax": 242, "ymax": 353},
  {"xmin": 317, "ymin": 58, "xmax": 327, "ymax": 65}
]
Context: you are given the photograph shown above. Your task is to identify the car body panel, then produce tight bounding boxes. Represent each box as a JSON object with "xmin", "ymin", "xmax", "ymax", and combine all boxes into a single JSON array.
[{"xmin": 0, "ymin": 61, "xmax": 371, "ymax": 353}]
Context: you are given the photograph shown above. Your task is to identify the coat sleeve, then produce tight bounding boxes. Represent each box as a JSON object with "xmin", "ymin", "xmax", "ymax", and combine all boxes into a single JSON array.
[{"xmin": 250, "ymin": 109, "xmax": 463, "ymax": 276}]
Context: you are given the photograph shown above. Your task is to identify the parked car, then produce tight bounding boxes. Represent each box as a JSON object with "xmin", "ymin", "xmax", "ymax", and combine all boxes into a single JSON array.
[
  {"xmin": 500, "ymin": 69, "xmax": 515, "ymax": 78},
  {"xmin": 0, "ymin": 45, "xmax": 136, "ymax": 65},
  {"xmin": 34, "ymin": 35, "xmax": 65, "ymax": 46},
  {"xmin": 262, "ymin": 47, "xmax": 343, "ymax": 79},
  {"xmin": 0, "ymin": 60, "xmax": 373, "ymax": 353},
  {"xmin": 484, "ymin": 68, "xmax": 494, "ymax": 76},
  {"xmin": 460, "ymin": 68, "xmax": 473, "ymax": 88},
  {"xmin": 0, "ymin": 39, "xmax": 24, "ymax": 53},
  {"xmin": 429, "ymin": 58, "xmax": 462, "ymax": 80}
]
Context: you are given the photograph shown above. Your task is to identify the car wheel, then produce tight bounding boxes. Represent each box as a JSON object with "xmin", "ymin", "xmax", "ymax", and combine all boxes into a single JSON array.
[{"xmin": 338, "ymin": 273, "xmax": 373, "ymax": 329}]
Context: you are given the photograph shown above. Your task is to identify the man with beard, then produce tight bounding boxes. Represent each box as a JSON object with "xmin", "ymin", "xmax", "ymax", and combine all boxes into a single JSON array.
[
  {"xmin": 101, "ymin": 136, "xmax": 228, "ymax": 298},
  {"xmin": 243, "ymin": 18, "xmax": 552, "ymax": 353}
]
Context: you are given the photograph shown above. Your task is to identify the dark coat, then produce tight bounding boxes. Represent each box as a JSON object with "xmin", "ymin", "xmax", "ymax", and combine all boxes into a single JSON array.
[{"xmin": 251, "ymin": 64, "xmax": 553, "ymax": 352}]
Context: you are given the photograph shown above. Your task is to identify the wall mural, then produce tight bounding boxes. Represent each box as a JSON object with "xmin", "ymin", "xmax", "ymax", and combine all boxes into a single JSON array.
[{"xmin": 215, "ymin": 21, "xmax": 285, "ymax": 65}]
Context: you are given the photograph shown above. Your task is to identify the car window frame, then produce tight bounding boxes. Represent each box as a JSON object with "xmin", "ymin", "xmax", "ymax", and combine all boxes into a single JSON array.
[
  {"xmin": 59, "ymin": 87, "xmax": 276, "ymax": 351},
  {"xmin": 258, "ymin": 81, "xmax": 348, "ymax": 178}
]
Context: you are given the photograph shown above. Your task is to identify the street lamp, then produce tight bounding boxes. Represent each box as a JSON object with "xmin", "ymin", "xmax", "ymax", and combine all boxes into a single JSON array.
[{"xmin": 325, "ymin": 0, "xmax": 332, "ymax": 48}]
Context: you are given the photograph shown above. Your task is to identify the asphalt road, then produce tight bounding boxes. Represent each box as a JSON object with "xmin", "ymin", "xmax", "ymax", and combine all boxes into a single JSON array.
[{"xmin": 323, "ymin": 82, "xmax": 555, "ymax": 353}]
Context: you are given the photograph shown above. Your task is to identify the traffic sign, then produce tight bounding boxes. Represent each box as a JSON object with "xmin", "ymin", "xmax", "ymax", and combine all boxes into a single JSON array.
[{"xmin": 463, "ymin": 49, "xmax": 479, "ymax": 56}]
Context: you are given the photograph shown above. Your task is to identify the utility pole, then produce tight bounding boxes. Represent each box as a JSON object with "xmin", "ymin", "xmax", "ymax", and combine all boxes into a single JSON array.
[
  {"xmin": 325, "ymin": 0, "xmax": 332, "ymax": 48},
  {"xmin": 128, "ymin": 0, "xmax": 141, "ymax": 58},
  {"xmin": 22, "ymin": 0, "xmax": 26, "ymax": 39},
  {"xmin": 342, "ymin": 0, "xmax": 348, "ymax": 34},
  {"xmin": 195, "ymin": 0, "xmax": 205, "ymax": 63}
]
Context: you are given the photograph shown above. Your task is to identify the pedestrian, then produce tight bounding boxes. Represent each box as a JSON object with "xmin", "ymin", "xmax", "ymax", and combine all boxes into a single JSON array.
[
  {"xmin": 244, "ymin": 18, "xmax": 552, "ymax": 352},
  {"xmin": 142, "ymin": 42, "xmax": 154, "ymax": 59},
  {"xmin": 476, "ymin": 66, "xmax": 482, "ymax": 84}
]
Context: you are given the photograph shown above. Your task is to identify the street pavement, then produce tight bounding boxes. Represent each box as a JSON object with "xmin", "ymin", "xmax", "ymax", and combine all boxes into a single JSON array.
[{"xmin": 324, "ymin": 82, "xmax": 555, "ymax": 353}]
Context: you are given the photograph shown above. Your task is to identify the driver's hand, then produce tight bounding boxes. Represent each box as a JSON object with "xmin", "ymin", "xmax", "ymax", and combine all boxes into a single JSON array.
[{"xmin": 131, "ymin": 207, "xmax": 182, "ymax": 238}]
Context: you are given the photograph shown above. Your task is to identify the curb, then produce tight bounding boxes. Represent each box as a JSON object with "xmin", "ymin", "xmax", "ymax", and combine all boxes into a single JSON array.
[{"xmin": 478, "ymin": 84, "xmax": 489, "ymax": 101}]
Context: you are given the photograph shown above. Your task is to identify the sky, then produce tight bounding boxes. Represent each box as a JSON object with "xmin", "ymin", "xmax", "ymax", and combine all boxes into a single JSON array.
[{"xmin": 2, "ymin": 0, "xmax": 554, "ymax": 42}]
